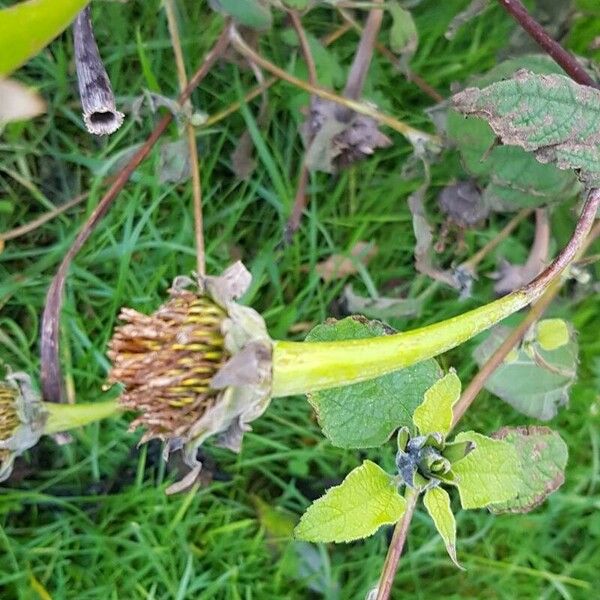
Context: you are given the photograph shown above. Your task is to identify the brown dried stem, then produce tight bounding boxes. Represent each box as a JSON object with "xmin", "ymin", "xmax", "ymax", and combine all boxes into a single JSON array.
[
  {"xmin": 73, "ymin": 6, "xmax": 124, "ymax": 135},
  {"xmin": 0, "ymin": 194, "xmax": 88, "ymax": 243},
  {"xmin": 289, "ymin": 11, "xmax": 317, "ymax": 86},
  {"xmin": 229, "ymin": 29, "xmax": 440, "ymax": 148},
  {"xmin": 496, "ymin": 0, "xmax": 599, "ymax": 89},
  {"xmin": 343, "ymin": 0, "xmax": 384, "ymax": 101},
  {"xmin": 40, "ymin": 26, "xmax": 231, "ymax": 404},
  {"xmin": 375, "ymin": 487, "xmax": 419, "ymax": 600},
  {"xmin": 339, "ymin": 8, "xmax": 443, "ymax": 103},
  {"xmin": 164, "ymin": 0, "xmax": 206, "ymax": 276},
  {"xmin": 460, "ymin": 207, "xmax": 532, "ymax": 272}
]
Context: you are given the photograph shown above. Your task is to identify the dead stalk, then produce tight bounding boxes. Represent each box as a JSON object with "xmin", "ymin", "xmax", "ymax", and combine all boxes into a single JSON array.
[
  {"xmin": 73, "ymin": 6, "xmax": 124, "ymax": 135},
  {"xmin": 40, "ymin": 26, "xmax": 232, "ymax": 404},
  {"xmin": 164, "ymin": 0, "xmax": 206, "ymax": 276},
  {"xmin": 496, "ymin": 0, "xmax": 599, "ymax": 89}
]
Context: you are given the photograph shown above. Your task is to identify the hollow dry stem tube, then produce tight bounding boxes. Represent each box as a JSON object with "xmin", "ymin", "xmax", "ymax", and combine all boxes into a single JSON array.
[{"xmin": 73, "ymin": 6, "xmax": 124, "ymax": 135}]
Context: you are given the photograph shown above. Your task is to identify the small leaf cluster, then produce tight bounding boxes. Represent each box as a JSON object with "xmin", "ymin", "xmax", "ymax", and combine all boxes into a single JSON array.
[{"xmin": 295, "ymin": 333, "xmax": 568, "ymax": 568}]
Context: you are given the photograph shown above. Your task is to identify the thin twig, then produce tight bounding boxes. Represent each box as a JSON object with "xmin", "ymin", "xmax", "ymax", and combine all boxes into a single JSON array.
[
  {"xmin": 496, "ymin": 0, "xmax": 599, "ymax": 89},
  {"xmin": 202, "ymin": 24, "xmax": 352, "ymax": 128},
  {"xmin": 0, "ymin": 194, "xmax": 87, "ymax": 243},
  {"xmin": 229, "ymin": 28, "xmax": 440, "ymax": 146},
  {"xmin": 375, "ymin": 487, "xmax": 419, "ymax": 600},
  {"xmin": 290, "ymin": 11, "xmax": 317, "ymax": 86},
  {"xmin": 40, "ymin": 26, "xmax": 231, "ymax": 404},
  {"xmin": 339, "ymin": 8, "xmax": 444, "ymax": 103},
  {"xmin": 460, "ymin": 207, "xmax": 532, "ymax": 271},
  {"xmin": 375, "ymin": 189, "xmax": 600, "ymax": 596},
  {"xmin": 286, "ymin": 10, "xmax": 318, "ymax": 242},
  {"xmin": 452, "ymin": 193, "xmax": 600, "ymax": 425},
  {"xmin": 164, "ymin": 0, "xmax": 205, "ymax": 276}
]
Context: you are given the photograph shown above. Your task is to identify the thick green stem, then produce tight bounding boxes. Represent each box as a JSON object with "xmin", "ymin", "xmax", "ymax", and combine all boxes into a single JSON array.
[
  {"xmin": 43, "ymin": 399, "xmax": 120, "ymax": 435},
  {"xmin": 271, "ymin": 189, "xmax": 600, "ymax": 397}
]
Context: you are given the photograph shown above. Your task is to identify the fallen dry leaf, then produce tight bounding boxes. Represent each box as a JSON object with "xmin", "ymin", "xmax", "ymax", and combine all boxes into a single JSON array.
[
  {"xmin": 0, "ymin": 79, "xmax": 46, "ymax": 124},
  {"xmin": 313, "ymin": 241, "xmax": 378, "ymax": 282}
]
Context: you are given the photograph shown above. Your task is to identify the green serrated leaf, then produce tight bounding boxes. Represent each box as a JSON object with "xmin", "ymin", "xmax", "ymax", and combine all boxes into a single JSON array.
[
  {"xmin": 452, "ymin": 70, "xmax": 600, "ymax": 187},
  {"xmin": 473, "ymin": 324, "xmax": 578, "ymax": 420},
  {"xmin": 0, "ymin": 0, "xmax": 90, "ymax": 76},
  {"xmin": 294, "ymin": 461, "xmax": 406, "ymax": 543},
  {"xmin": 413, "ymin": 370, "xmax": 461, "ymax": 436},
  {"xmin": 209, "ymin": 0, "xmax": 272, "ymax": 30},
  {"xmin": 488, "ymin": 426, "xmax": 568, "ymax": 514},
  {"xmin": 446, "ymin": 55, "xmax": 580, "ymax": 211},
  {"xmin": 305, "ymin": 317, "xmax": 442, "ymax": 448},
  {"xmin": 451, "ymin": 432, "xmax": 520, "ymax": 509},
  {"xmin": 423, "ymin": 486, "xmax": 463, "ymax": 569},
  {"xmin": 536, "ymin": 319, "xmax": 570, "ymax": 351}
]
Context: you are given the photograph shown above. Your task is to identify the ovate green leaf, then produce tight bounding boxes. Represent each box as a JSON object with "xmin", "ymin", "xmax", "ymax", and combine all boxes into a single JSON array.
[
  {"xmin": 306, "ymin": 317, "xmax": 442, "ymax": 448},
  {"xmin": 0, "ymin": 0, "xmax": 90, "ymax": 76},
  {"xmin": 453, "ymin": 70, "xmax": 600, "ymax": 187},
  {"xmin": 413, "ymin": 370, "xmax": 461, "ymax": 436},
  {"xmin": 488, "ymin": 426, "xmax": 568, "ymax": 514},
  {"xmin": 294, "ymin": 461, "xmax": 406, "ymax": 543},
  {"xmin": 451, "ymin": 431, "xmax": 520, "ymax": 509},
  {"xmin": 423, "ymin": 486, "xmax": 462, "ymax": 569},
  {"xmin": 389, "ymin": 2, "xmax": 418, "ymax": 60},
  {"xmin": 536, "ymin": 319, "xmax": 570, "ymax": 351},
  {"xmin": 473, "ymin": 324, "xmax": 578, "ymax": 420}
]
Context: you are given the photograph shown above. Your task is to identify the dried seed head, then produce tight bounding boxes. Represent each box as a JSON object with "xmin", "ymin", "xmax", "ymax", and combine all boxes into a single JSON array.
[
  {"xmin": 109, "ymin": 293, "xmax": 228, "ymax": 442},
  {"xmin": 107, "ymin": 262, "xmax": 273, "ymax": 490},
  {"xmin": 302, "ymin": 98, "xmax": 392, "ymax": 173},
  {"xmin": 0, "ymin": 372, "xmax": 46, "ymax": 482}
]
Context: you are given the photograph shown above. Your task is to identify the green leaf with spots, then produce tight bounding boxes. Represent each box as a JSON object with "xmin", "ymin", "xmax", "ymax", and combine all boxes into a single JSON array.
[
  {"xmin": 423, "ymin": 486, "xmax": 462, "ymax": 569},
  {"xmin": 451, "ymin": 431, "xmax": 520, "ymax": 509},
  {"xmin": 0, "ymin": 0, "xmax": 90, "ymax": 76},
  {"xmin": 295, "ymin": 461, "xmax": 406, "ymax": 543},
  {"xmin": 473, "ymin": 324, "xmax": 578, "ymax": 420},
  {"xmin": 413, "ymin": 370, "xmax": 461, "ymax": 436},
  {"xmin": 305, "ymin": 317, "xmax": 442, "ymax": 448},
  {"xmin": 488, "ymin": 426, "xmax": 568, "ymax": 514},
  {"xmin": 446, "ymin": 56, "xmax": 580, "ymax": 211},
  {"xmin": 453, "ymin": 70, "xmax": 600, "ymax": 187}
]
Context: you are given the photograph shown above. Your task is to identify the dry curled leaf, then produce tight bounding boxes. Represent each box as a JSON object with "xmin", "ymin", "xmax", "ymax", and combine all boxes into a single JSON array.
[
  {"xmin": 313, "ymin": 242, "xmax": 378, "ymax": 282},
  {"xmin": 0, "ymin": 79, "xmax": 45, "ymax": 125},
  {"xmin": 302, "ymin": 98, "xmax": 392, "ymax": 173},
  {"xmin": 437, "ymin": 180, "xmax": 488, "ymax": 227}
]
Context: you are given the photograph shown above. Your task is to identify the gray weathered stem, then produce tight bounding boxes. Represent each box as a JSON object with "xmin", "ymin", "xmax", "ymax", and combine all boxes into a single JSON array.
[{"xmin": 73, "ymin": 6, "xmax": 124, "ymax": 135}]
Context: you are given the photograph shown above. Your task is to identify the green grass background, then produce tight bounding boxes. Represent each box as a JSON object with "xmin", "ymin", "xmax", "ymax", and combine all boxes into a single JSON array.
[{"xmin": 1, "ymin": 0, "xmax": 599, "ymax": 598}]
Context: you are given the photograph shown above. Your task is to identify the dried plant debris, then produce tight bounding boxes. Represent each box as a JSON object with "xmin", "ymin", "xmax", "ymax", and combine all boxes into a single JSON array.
[
  {"xmin": 0, "ymin": 79, "xmax": 45, "ymax": 126},
  {"xmin": 0, "ymin": 373, "xmax": 46, "ymax": 482},
  {"xmin": 108, "ymin": 262, "xmax": 272, "ymax": 492},
  {"xmin": 302, "ymin": 98, "xmax": 392, "ymax": 173},
  {"xmin": 437, "ymin": 180, "xmax": 488, "ymax": 227},
  {"xmin": 453, "ymin": 70, "xmax": 600, "ymax": 187},
  {"xmin": 312, "ymin": 241, "xmax": 378, "ymax": 282},
  {"xmin": 493, "ymin": 209, "xmax": 549, "ymax": 295},
  {"xmin": 342, "ymin": 285, "xmax": 423, "ymax": 320},
  {"xmin": 73, "ymin": 7, "xmax": 124, "ymax": 135},
  {"xmin": 445, "ymin": 0, "xmax": 489, "ymax": 40}
]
